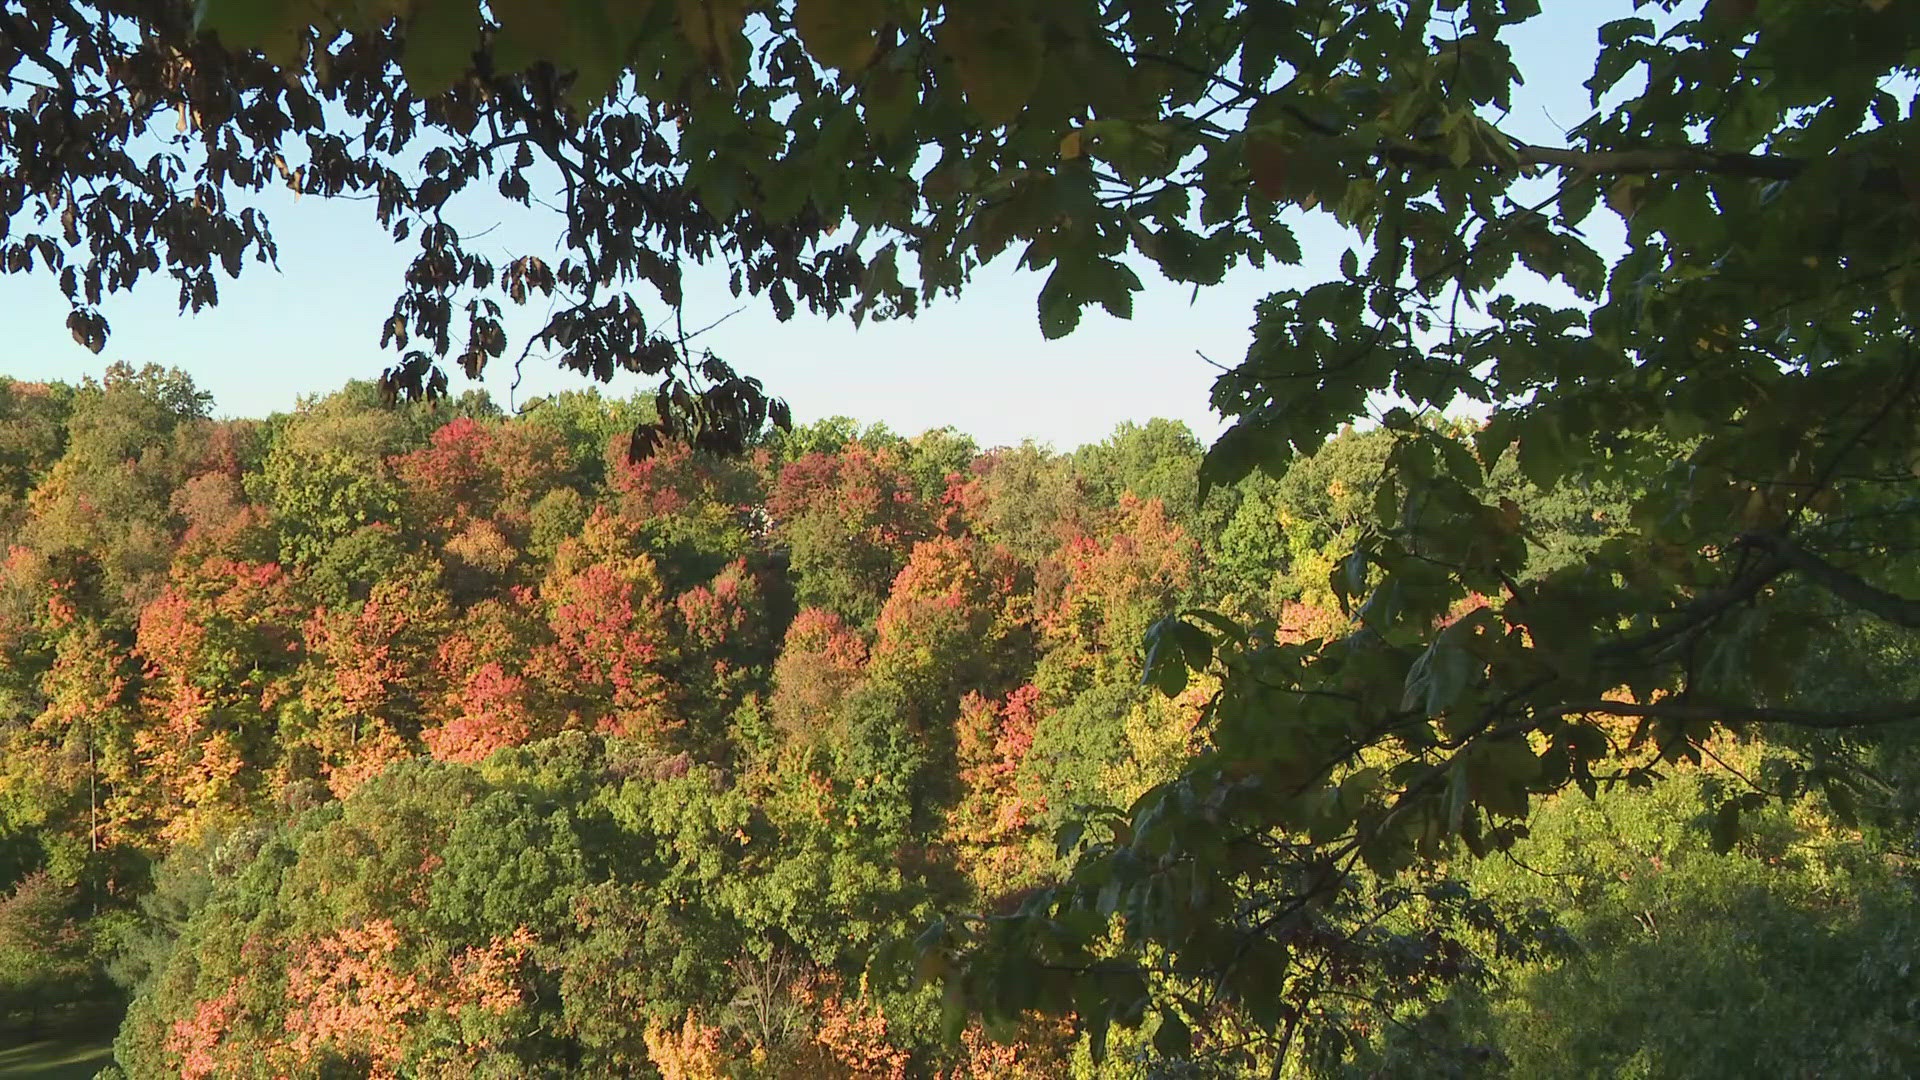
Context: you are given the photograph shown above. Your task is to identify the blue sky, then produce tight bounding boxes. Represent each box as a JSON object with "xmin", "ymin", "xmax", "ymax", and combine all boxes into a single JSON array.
[{"xmin": 0, "ymin": 4, "xmax": 1633, "ymax": 449}]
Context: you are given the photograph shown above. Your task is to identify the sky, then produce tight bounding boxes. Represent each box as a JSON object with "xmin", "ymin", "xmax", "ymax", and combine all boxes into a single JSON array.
[{"xmin": 0, "ymin": 4, "xmax": 1636, "ymax": 450}]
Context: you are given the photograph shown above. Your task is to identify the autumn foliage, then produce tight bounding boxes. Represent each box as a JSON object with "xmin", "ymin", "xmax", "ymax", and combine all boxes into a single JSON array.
[{"xmin": 0, "ymin": 372, "xmax": 1329, "ymax": 1075}]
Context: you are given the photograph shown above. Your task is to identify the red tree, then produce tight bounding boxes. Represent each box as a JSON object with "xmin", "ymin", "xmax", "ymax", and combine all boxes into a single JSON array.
[{"xmin": 531, "ymin": 509, "xmax": 677, "ymax": 742}]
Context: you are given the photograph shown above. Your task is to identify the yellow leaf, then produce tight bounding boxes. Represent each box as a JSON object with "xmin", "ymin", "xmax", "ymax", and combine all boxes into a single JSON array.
[{"xmin": 1060, "ymin": 129, "xmax": 1083, "ymax": 159}]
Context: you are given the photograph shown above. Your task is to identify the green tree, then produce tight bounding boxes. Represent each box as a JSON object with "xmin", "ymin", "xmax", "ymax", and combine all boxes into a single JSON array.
[
  {"xmin": 0, "ymin": 379, "xmax": 74, "ymax": 542},
  {"xmin": 246, "ymin": 388, "xmax": 426, "ymax": 566},
  {"xmin": 21, "ymin": 364, "xmax": 210, "ymax": 615},
  {"xmin": 1074, "ymin": 420, "xmax": 1226, "ymax": 538},
  {"xmin": 1446, "ymin": 747, "xmax": 1920, "ymax": 1079},
  {"xmin": 0, "ymin": 870, "xmax": 102, "ymax": 1038}
]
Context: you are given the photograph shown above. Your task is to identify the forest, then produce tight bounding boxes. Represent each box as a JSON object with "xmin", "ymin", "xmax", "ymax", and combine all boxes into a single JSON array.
[
  {"xmin": 6, "ymin": 0, "xmax": 1920, "ymax": 1075},
  {"xmin": 0, "ymin": 365, "xmax": 1915, "ymax": 1077}
]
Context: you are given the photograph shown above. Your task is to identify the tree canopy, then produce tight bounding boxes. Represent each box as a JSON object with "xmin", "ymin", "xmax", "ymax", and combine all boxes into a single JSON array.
[{"xmin": 8, "ymin": 0, "xmax": 1920, "ymax": 1073}]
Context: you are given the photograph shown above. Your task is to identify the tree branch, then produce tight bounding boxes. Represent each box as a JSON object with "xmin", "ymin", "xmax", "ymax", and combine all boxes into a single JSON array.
[
  {"xmin": 1551, "ymin": 697, "xmax": 1920, "ymax": 730},
  {"xmin": 1509, "ymin": 141, "xmax": 1803, "ymax": 180},
  {"xmin": 1598, "ymin": 551, "xmax": 1791, "ymax": 661},
  {"xmin": 1741, "ymin": 531, "xmax": 1920, "ymax": 630}
]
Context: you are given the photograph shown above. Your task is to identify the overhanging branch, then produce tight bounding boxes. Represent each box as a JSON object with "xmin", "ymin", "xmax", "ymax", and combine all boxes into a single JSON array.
[
  {"xmin": 1552, "ymin": 697, "xmax": 1920, "ymax": 730},
  {"xmin": 1742, "ymin": 532, "xmax": 1920, "ymax": 630},
  {"xmin": 1510, "ymin": 142, "xmax": 1803, "ymax": 180}
]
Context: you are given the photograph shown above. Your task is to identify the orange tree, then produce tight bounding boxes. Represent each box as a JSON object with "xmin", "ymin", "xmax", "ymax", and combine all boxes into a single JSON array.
[{"xmin": 10, "ymin": 0, "xmax": 1920, "ymax": 1070}]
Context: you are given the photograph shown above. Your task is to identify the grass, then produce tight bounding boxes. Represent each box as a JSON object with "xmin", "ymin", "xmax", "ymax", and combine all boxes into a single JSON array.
[{"xmin": 0, "ymin": 1036, "xmax": 115, "ymax": 1080}]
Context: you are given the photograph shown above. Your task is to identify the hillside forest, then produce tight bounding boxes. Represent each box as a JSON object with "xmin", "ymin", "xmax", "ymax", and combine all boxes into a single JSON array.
[{"xmin": 0, "ymin": 364, "xmax": 1915, "ymax": 1077}]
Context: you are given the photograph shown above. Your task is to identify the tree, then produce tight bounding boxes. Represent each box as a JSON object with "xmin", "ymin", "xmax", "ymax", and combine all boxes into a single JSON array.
[
  {"xmin": 769, "ymin": 446, "xmax": 930, "ymax": 626},
  {"xmin": 0, "ymin": 379, "xmax": 73, "ymax": 540},
  {"xmin": 1074, "ymin": 419, "xmax": 1225, "ymax": 540},
  {"xmin": 246, "ymin": 394, "xmax": 417, "ymax": 568},
  {"xmin": 21, "ymin": 364, "xmax": 210, "ymax": 615},
  {"xmin": 1408, "ymin": 741, "xmax": 1920, "ymax": 1079},
  {"xmin": 533, "ymin": 509, "xmax": 680, "ymax": 743},
  {"xmin": 133, "ymin": 555, "xmax": 305, "ymax": 847},
  {"xmin": 15, "ymin": 0, "xmax": 1920, "ymax": 1069},
  {"xmin": 296, "ymin": 577, "xmax": 453, "ymax": 798},
  {"xmin": 0, "ymin": 870, "xmax": 99, "ymax": 1038}
]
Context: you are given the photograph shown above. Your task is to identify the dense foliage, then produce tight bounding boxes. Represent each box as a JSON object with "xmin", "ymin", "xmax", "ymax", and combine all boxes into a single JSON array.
[
  {"xmin": 0, "ymin": 374, "xmax": 1227, "ymax": 1074},
  {"xmin": 1, "ymin": 369, "xmax": 1915, "ymax": 1077},
  {"xmin": 10, "ymin": 0, "xmax": 1920, "ymax": 1073}
]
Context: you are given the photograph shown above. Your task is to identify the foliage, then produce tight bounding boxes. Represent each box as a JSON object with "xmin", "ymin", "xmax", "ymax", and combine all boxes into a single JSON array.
[
  {"xmin": 769, "ymin": 445, "xmax": 930, "ymax": 625},
  {"xmin": 9, "ymin": 0, "xmax": 1920, "ymax": 1061},
  {"xmin": 0, "ymin": 361, "xmax": 1913, "ymax": 1073},
  {"xmin": 0, "ymin": 871, "xmax": 103, "ymax": 1033},
  {"xmin": 10, "ymin": 367, "xmax": 1489, "ymax": 1072},
  {"xmin": 1475, "ymin": 763, "xmax": 1920, "ymax": 1079}
]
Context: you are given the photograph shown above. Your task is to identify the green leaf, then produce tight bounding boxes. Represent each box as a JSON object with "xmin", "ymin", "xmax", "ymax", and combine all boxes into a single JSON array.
[
  {"xmin": 1142, "ymin": 618, "xmax": 1190, "ymax": 697},
  {"xmin": 1152, "ymin": 1009, "xmax": 1191, "ymax": 1058},
  {"xmin": 400, "ymin": 0, "xmax": 483, "ymax": 94},
  {"xmin": 1401, "ymin": 631, "xmax": 1480, "ymax": 717},
  {"xmin": 1169, "ymin": 619, "xmax": 1213, "ymax": 672},
  {"xmin": 194, "ymin": 0, "xmax": 318, "ymax": 67},
  {"xmin": 1434, "ymin": 432, "xmax": 1483, "ymax": 485},
  {"xmin": 1598, "ymin": 16, "xmax": 1654, "ymax": 46},
  {"xmin": 489, "ymin": 0, "xmax": 639, "ymax": 99},
  {"xmin": 940, "ymin": 975, "xmax": 968, "ymax": 1042},
  {"xmin": 1037, "ymin": 257, "xmax": 1142, "ymax": 339},
  {"xmin": 1823, "ymin": 777, "xmax": 1859, "ymax": 828},
  {"xmin": 1710, "ymin": 797, "xmax": 1742, "ymax": 854},
  {"xmin": 1054, "ymin": 820, "xmax": 1086, "ymax": 857},
  {"xmin": 1182, "ymin": 608, "xmax": 1248, "ymax": 648},
  {"xmin": 795, "ymin": 0, "xmax": 887, "ymax": 71},
  {"xmin": 677, "ymin": 0, "xmax": 747, "ymax": 77},
  {"xmin": 941, "ymin": 4, "xmax": 1044, "ymax": 125}
]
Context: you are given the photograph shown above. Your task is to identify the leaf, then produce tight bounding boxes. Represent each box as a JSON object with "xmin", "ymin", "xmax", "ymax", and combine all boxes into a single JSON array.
[
  {"xmin": 1245, "ymin": 128, "xmax": 1291, "ymax": 202},
  {"xmin": 194, "ymin": 0, "xmax": 317, "ymax": 67},
  {"xmin": 1054, "ymin": 820, "xmax": 1086, "ymax": 857},
  {"xmin": 1141, "ymin": 617, "xmax": 1189, "ymax": 697},
  {"xmin": 1152, "ymin": 1009, "xmax": 1191, "ymax": 1058},
  {"xmin": 489, "ymin": 0, "xmax": 632, "ymax": 98},
  {"xmin": 1169, "ymin": 619, "xmax": 1214, "ymax": 672},
  {"xmin": 400, "ymin": 0, "xmax": 483, "ymax": 94},
  {"xmin": 678, "ymin": 0, "xmax": 747, "ymax": 77},
  {"xmin": 940, "ymin": 975, "xmax": 968, "ymax": 1042},
  {"xmin": 1710, "ymin": 797, "xmax": 1743, "ymax": 854},
  {"xmin": 1434, "ymin": 432, "xmax": 1483, "ymax": 485},
  {"xmin": 1339, "ymin": 547, "xmax": 1370, "ymax": 612},
  {"xmin": 1607, "ymin": 176, "xmax": 1648, "ymax": 220},
  {"xmin": 1182, "ymin": 608, "xmax": 1248, "ymax": 648},
  {"xmin": 794, "ymin": 0, "xmax": 887, "ymax": 71},
  {"xmin": 1823, "ymin": 777, "xmax": 1859, "ymax": 828},
  {"xmin": 1401, "ymin": 632, "xmax": 1480, "ymax": 717},
  {"xmin": 1037, "ymin": 257, "xmax": 1142, "ymax": 339},
  {"xmin": 1597, "ymin": 16, "xmax": 1654, "ymax": 46},
  {"xmin": 941, "ymin": 4, "xmax": 1044, "ymax": 125},
  {"xmin": 1446, "ymin": 759, "xmax": 1471, "ymax": 834}
]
